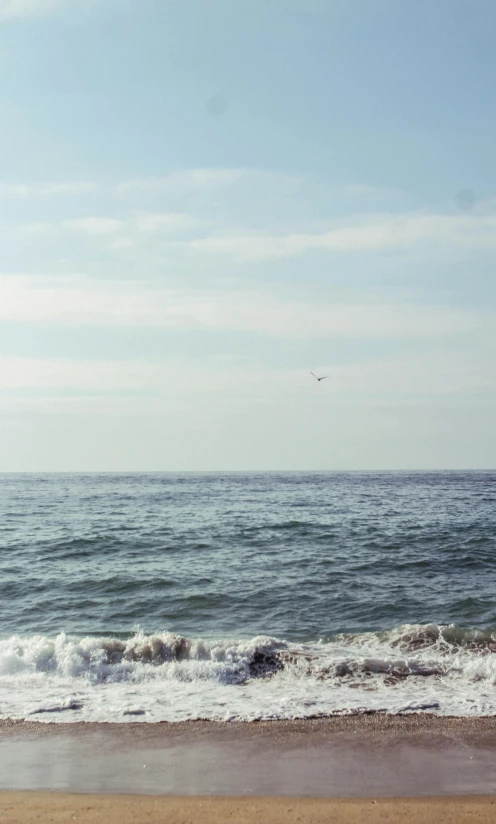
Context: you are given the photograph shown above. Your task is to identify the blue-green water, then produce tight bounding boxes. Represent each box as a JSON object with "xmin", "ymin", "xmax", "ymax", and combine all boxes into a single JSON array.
[{"xmin": 1, "ymin": 471, "xmax": 495, "ymax": 721}]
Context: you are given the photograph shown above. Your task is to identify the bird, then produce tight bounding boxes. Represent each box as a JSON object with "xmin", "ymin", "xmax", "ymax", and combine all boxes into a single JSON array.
[{"xmin": 310, "ymin": 371, "xmax": 328, "ymax": 382}]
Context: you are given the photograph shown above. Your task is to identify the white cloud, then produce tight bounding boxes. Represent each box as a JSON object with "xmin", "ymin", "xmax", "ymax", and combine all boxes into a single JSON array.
[
  {"xmin": 319, "ymin": 354, "xmax": 496, "ymax": 397},
  {"xmin": 0, "ymin": 0, "xmax": 60, "ymax": 19},
  {"xmin": 133, "ymin": 212, "xmax": 209, "ymax": 234},
  {"xmin": 0, "ymin": 0, "xmax": 93, "ymax": 20},
  {"xmin": 117, "ymin": 169, "xmax": 245, "ymax": 195},
  {"xmin": 0, "ymin": 169, "xmax": 392, "ymax": 209},
  {"xmin": 0, "ymin": 170, "xmax": 243, "ymax": 199},
  {"xmin": 0, "ymin": 181, "xmax": 98, "ymax": 197},
  {"xmin": 64, "ymin": 217, "xmax": 122, "ymax": 236},
  {"xmin": 1, "ymin": 172, "xmax": 496, "ymax": 290},
  {"xmin": 16, "ymin": 212, "xmax": 208, "ymax": 237},
  {"xmin": 6, "ymin": 173, "xmax": 496, "ymax": 266},
  {"xmin": 189, "ymin": 212, "xmax": 496, "ymax": 261},
  {"xmin": 0, "ymin": 355, "xmax": 269, "ymax": 394},
  {"xmin": 12, "ymin": 213, "xmax": 207, "ymax": 245},
  {"xmin": 0, "ymin": 275, "xmax": 489, "ymax": 340}
]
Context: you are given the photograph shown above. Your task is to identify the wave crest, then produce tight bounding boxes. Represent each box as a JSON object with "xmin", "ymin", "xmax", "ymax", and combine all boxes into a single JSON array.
[
  {"xmin": 2, "ymin": 625, "xmax": 496, "ymax": 722},
  {"xmin": 0, "ymin": 632, "xmax": 287, "ymax": 684}
]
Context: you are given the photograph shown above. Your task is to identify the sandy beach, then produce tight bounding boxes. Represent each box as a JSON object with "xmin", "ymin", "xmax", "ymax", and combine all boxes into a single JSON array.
[
  {"xmin": 1, "ymin": 715, "xmax": 496, "ymax": 823},
  {"xmin": 2, "ymin": 792, "xmax": 496, "ymax": 824}
]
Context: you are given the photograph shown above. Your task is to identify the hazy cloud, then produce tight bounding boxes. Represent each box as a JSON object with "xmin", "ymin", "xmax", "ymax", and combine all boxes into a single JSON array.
[
  {"xmin": 0, "ymin": 181, "xmax": 99, "ymax": 197},
  {"xmin": 116, "ymin": 169, "xmax": 245, "ymax": 196},
  {"xmin": 189, "ymin": 212, "xmax": 496, "ymax": 261},
  {"xmin": 0, "ymin": 0, "xmax": 94, "ymax": 21},
  {"xmin": 0, "ymin": 0, "xmax": 61, "ymax": 19},
  {"xmin": 15, "ymin": 212, "xmax": 207, "ymax": 238},
  {"xmin": 0, "ymin": 351, "xmax": 493, "ymax": 399},
  {"xmin": 0, "ymin": 276, "xmax": 488, "ymax": 339}
]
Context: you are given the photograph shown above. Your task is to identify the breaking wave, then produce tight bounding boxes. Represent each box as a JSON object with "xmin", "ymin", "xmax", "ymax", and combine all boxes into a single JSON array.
[
  {"xmin": 0, "ymin": 632, "xmax": 285, "ymax": 685},
  {"xmin": 2, "ymin": 624, "xmax": 496, "ymax": 722}
]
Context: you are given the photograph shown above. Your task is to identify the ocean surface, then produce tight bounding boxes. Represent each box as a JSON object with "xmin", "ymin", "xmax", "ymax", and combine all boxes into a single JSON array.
[{"xmin": 1, "ymin": 471, "xmax": 495, "ymax": 722}]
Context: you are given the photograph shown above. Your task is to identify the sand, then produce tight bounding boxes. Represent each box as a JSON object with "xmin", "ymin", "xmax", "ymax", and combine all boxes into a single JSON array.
[
  {"xmin": 2, "ymin": 716, "xmax": 496, "ymax": 796},
  {"xmin": 1, "ymin": 717, "xmax": 496, "ymax": 822},
  {"xmin": 1, "ymin": 792, "xmax": 496, "ymax": 824}
]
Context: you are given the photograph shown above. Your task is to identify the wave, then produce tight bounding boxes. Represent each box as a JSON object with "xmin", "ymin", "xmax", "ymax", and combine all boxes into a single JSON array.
[
  {"xmin": 0, "ymin": 632, "xmax": 286, "ymax": 684},
  {"xmin": 2, "ymin": 623, "xmax": 496, "ymax": 681},
  {"xmin": 1, "ymin": 624, "xmax": 496, "ymax": 722}
]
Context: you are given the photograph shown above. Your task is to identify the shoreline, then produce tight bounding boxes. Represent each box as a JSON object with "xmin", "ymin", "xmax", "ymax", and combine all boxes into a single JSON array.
[
  {"xmin": 3, "ymin": 712, "xmax": 496, "ymax": 740},
  {"xmin": 2, "ymin": 715, "xmax": 496, "ymax": 798}
]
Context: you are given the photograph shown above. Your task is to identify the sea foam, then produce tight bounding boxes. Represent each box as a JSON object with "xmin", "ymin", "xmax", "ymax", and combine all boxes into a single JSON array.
[{"xmin": 1, "ymin": 624, "xmax": 496, "ymax": 723}]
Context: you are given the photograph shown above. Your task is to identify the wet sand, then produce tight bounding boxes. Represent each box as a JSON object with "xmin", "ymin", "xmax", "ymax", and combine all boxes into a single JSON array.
[
  {"xmin": 2, "ymin": 793, "xmax": 496, "ymax": 824},
  {"xmin": 1, "ymin": 716, "xmax": 496, "ymax": 797}
]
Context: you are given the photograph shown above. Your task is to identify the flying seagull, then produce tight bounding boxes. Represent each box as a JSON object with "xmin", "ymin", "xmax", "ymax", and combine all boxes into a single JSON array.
[{"xmin": 310, "ymin": 371, "xmax": 328, "ymax": 382}]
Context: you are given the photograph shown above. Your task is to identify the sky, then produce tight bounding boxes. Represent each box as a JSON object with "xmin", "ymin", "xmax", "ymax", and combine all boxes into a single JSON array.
[{"xmin": 0, "ymin": 0, "xmax": 495, "ymax": 471}]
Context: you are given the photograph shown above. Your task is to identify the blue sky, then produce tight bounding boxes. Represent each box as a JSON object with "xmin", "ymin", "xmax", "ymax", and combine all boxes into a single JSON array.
[{"xmin": 0, "ymin": 0, "xmax": 495, "ymax": 470}]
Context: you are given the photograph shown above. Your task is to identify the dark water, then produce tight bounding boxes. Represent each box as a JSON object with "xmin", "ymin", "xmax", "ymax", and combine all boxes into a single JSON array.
[{"xmin": 1, "ymin": 471, "xmax": 495, "ymax": 639}]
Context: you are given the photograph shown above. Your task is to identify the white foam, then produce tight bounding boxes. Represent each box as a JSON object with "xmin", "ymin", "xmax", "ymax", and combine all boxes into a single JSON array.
[{"xmin": 1, "ymin": 625, "xmax": 495, "ymax": 722}]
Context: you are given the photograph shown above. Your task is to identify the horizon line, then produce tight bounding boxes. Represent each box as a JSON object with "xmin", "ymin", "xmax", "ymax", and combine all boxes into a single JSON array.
[{"xmin": 0, "ymin": 468, "xmax": 494, "ymax": 475}]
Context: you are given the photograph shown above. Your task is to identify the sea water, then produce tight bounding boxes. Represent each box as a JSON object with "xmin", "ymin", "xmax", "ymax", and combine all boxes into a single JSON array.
[{"xmin": 0, "ymin": 471, "xmax": 495, "ymax": 721}]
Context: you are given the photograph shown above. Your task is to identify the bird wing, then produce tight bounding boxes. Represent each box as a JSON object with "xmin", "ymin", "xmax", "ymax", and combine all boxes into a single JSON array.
[
  {"xmin": 319, "ymin": 376, "xmax": 329, "ymax": 381},
  {"xmin": 310, "ymin": 372, "xmax": 318, "ymax": 379}
]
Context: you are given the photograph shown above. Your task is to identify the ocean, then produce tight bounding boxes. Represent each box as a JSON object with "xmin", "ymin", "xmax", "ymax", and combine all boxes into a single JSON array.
[{"xmin": 1, "ymin": 471, "xmax": 495, "ymax": 722}]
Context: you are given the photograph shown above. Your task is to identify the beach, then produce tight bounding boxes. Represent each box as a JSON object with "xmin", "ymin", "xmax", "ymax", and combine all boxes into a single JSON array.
[
  {"xmin": 2, "ymin": 793, "xmax": 496, "ymax": 824},
  {"xmin": 1, "ymin": 716, "xmax": 496, "ymax": 821}
]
